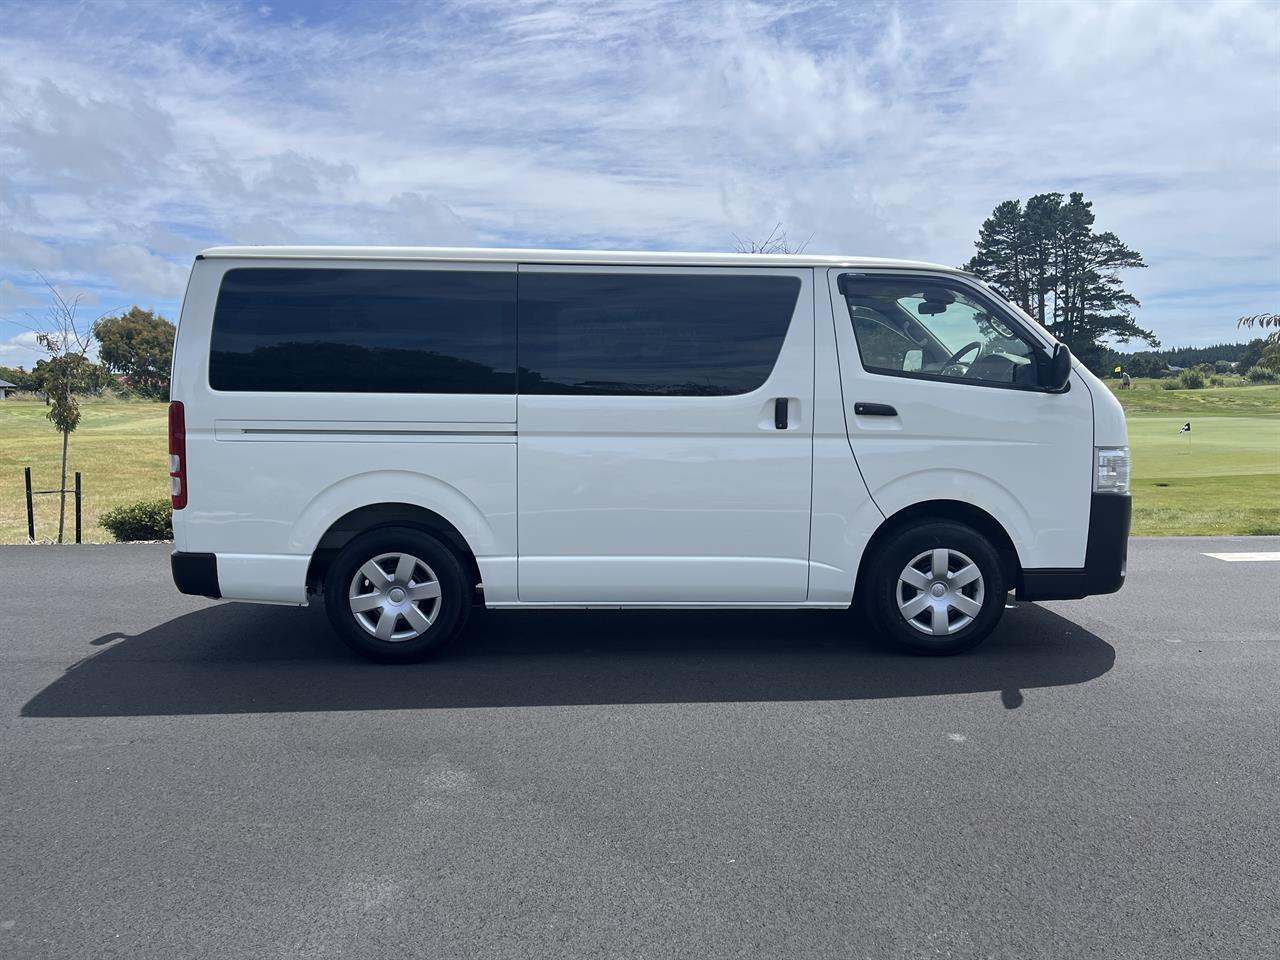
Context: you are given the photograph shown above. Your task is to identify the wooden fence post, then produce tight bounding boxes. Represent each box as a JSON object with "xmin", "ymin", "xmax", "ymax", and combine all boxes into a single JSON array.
[
  {"xmin": 25, "ymin": 467, "xmax": 35, "ymax": 543},
  {"xmin": 74, "ymin": 472, "xmax": 82, "ymax": 544}
]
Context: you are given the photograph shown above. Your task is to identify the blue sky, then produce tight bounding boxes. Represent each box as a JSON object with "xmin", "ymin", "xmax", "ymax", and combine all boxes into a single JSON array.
[{"xmin": 2, "ymin": 0, "xmax": 1278, "ymax": 366}]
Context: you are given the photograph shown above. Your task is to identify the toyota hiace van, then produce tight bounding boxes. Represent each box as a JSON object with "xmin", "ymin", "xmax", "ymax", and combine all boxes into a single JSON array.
[{"xmin": 169, "ymin": 247, "xmax": 1130, "ymax": 661}]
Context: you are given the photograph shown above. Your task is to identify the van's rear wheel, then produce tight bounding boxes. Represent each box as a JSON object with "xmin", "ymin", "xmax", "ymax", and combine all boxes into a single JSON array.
[
  {"xmin": 863, "ymin": 521, "xmax": 1006, "ymax": 655},
  {"xmin": 323, "ymin": 527, "xmax": 470, "ymax": 663}
]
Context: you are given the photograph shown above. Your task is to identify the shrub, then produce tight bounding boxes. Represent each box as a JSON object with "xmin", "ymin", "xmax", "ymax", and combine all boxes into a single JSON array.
[
  {"xmin": 1162, "ymin": 380, "xmax": 1182, "ymax": 390},
  {"xmin": 1209, "ymin": 376, "xmax": 1223, "ymax": 387},
  {"xmin": 100, "ymin": 498, "xmax": 173, "ymax": 541},
  {"xmin": 1248, "ymin": 367, "xmax": 1276, "ymax": 383},
  {"xmin": 1179, "ymin": 369, "xmax": 1205, "ymax": 389}
]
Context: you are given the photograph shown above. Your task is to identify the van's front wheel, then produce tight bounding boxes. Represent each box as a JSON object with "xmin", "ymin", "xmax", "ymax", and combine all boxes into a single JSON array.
[
  {"xmin": 863, "ymin": 521, "xmax": 1007, "ymax": 655},
  {"xmin": 323, "ymin": 527, "xmax": 470, "ymax": 663}
]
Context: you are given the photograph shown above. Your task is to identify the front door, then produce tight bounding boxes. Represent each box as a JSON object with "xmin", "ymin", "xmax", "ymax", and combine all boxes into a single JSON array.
[
  {"xmin": 827, "ymin": 269, "xmax": 1095, "ymax": 570},
  {"xmin": 517, "ymin": 265, "xmax": 815, "ymax": 602}
]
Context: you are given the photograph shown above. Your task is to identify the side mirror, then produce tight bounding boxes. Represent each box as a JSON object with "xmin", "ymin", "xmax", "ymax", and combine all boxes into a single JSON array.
[{"xmin": 1043, "ymin": 343, "xmax": 1072, "ymax": 391}]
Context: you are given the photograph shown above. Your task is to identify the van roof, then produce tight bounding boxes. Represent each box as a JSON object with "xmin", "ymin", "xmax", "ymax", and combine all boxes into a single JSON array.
[{"xmin": 195, "ymin": 245, "xmax": 960, "ymax": 273}]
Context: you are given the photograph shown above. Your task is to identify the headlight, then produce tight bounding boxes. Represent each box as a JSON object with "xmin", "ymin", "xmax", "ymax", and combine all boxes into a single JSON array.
[{"xmin": 1094, "ymin": 446, "xmax": 1131, "ymax": 495}]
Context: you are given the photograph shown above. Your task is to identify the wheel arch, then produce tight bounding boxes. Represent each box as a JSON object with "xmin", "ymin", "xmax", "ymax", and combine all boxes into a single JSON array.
[
  {"xmin": 305, "ymin": 502, "xmax": 482, "ymax": 596},
  {"xmin": 853, "ymin": 499, "xmax": 1023, "ymax": 603},
  {"xmin": 289, "ymin": 469, "xmax": 499, "ymax": 596}
]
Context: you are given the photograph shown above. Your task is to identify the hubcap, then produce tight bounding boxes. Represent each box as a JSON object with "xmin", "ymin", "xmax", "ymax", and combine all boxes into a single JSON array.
[
  {"xmin": 348, "ymin": 552, "xmax": 442, "ymax": 643},
  {"xmin": 895, "ymin": 548, "xmax": 985, "ymax": 637}
]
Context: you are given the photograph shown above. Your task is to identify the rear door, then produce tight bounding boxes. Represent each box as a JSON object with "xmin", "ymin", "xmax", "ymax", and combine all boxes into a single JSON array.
[
  {"xmin": 173, "ymin": 259, "xmax": 519, "ymax": 601},
  {"xmin": 516, "ymin": 265, "xmax": 814, "ymax": 602}
]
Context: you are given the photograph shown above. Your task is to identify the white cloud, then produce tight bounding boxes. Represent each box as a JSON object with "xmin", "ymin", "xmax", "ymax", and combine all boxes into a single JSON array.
[
  {"xmin": 0, "ymin": 279, "xmax": 42, "ymax": 312},
  {"xmin": 255, "ymin": 150, "xmax": 356, "ymax": 196},
  {"xmin": 90, "ymin": 243, "xmax": 189, "ymax": 300},
  {"xmin": 0, "ymin": 229, "xmax": 63, "ymax": 272},
  {"xmin": 221, "ymin": 214, "xmax": 299, "ymax": 247},
  {"xmin": 0, "ymin": 330, "xmax": 41, "ymax": 365},
  {"xmin": 8, "ymin": 77, "xmax": 173, "ymax": 185},
  {"xmin": 143, "ymin": 223, "xmax": 210, "ymax": 259},
  {"xmin": 0, "ymin": 0, "xmax": 1276, "ymax": 348}
]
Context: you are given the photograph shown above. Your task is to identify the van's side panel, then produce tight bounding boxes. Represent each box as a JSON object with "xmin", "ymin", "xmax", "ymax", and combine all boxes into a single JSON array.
[
  {"xmin": 171, "ymin": 258, "xmax": 519, "ymax": 605},
  {"xmin": 514, "ymin": 265, "xmax": 816, "ymax": 604}
]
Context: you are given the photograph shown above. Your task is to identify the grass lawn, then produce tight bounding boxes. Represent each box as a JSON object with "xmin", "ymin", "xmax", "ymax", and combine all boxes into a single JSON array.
[
  {"xmin": 1109, "ymin": 381, "xmax": 1280, "ymax": 536},
  {"xmin": 1124, "ymin": 415, "xmax": 1280, "ymax": 535},
  {"xmin": 1, "ymin": 382, "xmax": 1277, "ymax": 542},
  {"xmin": 1109, "ymin": 378, "xmax": 1280, "ymax": 415},
  {"xmin": 1, "ymin": 399, "xmax": 169, "ymax": 543}
]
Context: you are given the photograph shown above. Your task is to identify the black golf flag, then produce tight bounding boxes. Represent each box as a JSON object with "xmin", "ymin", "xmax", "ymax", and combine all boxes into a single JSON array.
[{"xmin": 1180, "ymin": 421, "xmax": 1191, "ymax": 433}]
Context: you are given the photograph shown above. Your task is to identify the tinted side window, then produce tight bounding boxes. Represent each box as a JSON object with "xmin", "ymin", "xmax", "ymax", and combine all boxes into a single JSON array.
[
  {"xmin": 210, "ymin": 268, "xmax": 516, "ymax": 393},
  {"xmin": 518, "ymin": 273, "xmax": 800, "ymax": 396}
]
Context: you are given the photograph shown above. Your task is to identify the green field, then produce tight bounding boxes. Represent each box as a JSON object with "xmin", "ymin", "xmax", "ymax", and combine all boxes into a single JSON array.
[
  {"xmin": 1110, "ymin": 381, "xmax": 1280, "ymax": 535},
  {"xmin": 1, "ymin": 399, "xmax": 169, "ymax": 543},
  {"xmin": 1, "ymin": 383, "xmax": 1277, "ymax": 542},
  {"xmin": 1109, "ymin": 378, "xmax": 1280, "ymax": 415}
]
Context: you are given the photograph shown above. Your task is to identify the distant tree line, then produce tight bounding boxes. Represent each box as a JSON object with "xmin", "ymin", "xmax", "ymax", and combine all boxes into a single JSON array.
[
  {"xmin": 1, "ymin": 360, "xmax": 111, "ymax": 393},
  {"xmin": 1098, "ymin": 341, "xmax": 1273, "ymax": 379}
]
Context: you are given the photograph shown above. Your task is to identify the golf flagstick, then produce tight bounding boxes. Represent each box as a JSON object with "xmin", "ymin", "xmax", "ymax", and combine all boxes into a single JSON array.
[{"xmin": 1180, "ymin": 420, "xmax": 1191, "ymax": 452}]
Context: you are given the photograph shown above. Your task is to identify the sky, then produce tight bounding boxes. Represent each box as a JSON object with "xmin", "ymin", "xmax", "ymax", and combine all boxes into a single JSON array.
[{"xmin": 1, "ymin": 0, "xmax": 1278, "ymax": 368}]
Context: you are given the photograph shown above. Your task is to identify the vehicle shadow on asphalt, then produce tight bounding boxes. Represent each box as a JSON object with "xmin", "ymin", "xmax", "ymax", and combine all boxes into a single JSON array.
[{"xmin": 22, "ymin": 601, "xmax": 1115, "ymax": 717}]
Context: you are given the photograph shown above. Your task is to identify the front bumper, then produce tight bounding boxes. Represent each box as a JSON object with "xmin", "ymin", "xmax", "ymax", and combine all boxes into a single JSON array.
[
  {"xmin": 171, "ymin": 551, "xmax": 221, "ymax": 599},
  {"xmin": 1017, "ymin": 494, "xmax": 1131, "ymax": 601}
]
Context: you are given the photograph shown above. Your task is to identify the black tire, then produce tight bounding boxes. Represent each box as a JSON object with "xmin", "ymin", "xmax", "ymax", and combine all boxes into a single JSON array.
[
  {"xmin": 322, "ymin": 526, "xmax": 471, "ymax": 663},
  {"xmin": 862, "ymin": 520, "xmax": 1007, "ymax": 656}
]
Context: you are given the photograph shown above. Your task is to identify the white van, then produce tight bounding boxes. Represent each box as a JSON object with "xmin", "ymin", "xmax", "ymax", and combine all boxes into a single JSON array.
[{"xmin": 169, "ymin": 247, "xmax": 1130, "ymax": 661}]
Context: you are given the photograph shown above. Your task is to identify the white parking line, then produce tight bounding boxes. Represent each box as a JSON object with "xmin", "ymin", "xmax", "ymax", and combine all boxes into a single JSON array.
[{"xmin": 1202, "ymin": 552, "xmax": 1280, "ymax": 562}]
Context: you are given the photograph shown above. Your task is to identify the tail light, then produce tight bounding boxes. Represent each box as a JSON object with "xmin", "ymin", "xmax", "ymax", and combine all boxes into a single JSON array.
[{"xmin": 168, "ymin": 401, "xmax": 187, "ymax": 510}]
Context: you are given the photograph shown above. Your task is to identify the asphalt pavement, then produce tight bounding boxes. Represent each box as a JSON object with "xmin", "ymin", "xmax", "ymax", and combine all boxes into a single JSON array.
[{"xmin": 2, "ymin": 537, "xmax": 1278, "ymax": 959}]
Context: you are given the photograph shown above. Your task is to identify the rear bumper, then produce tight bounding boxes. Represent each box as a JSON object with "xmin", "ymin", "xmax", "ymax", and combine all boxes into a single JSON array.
[
  {"xmin": 1018, "ymin": 494, "xmax": 1131, "ymax": 601},
  {"xmin": 171, "ymin": 551, "xmax": 221, "ymax": 599}
]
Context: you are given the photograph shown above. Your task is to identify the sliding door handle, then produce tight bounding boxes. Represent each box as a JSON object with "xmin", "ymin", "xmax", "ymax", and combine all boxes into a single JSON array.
[
  {"xmin": 854, "ymin": 402, "xmax": 898, "ymax": 417},
  {"xmin": 774, "ymin": 397, "xmax": 789, "ymax": 429}
]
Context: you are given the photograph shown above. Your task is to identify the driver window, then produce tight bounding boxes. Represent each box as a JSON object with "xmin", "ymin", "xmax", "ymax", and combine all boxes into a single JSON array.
[{"xmin": 840, "ymin": 276, "xmax": 1039, "ymax": 387}]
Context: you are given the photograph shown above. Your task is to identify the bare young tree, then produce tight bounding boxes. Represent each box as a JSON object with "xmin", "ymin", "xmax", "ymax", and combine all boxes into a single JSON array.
[
  {"xmin": 732, "ymin": 222, "xmax": 813, "ymax": 255},
  {"xmin": 24, "ymin": 276, "xmax": 102, "ymax": 543}
]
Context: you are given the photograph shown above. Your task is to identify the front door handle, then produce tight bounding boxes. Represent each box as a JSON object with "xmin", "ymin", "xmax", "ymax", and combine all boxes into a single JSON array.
[
  {"xmin": 774, "ymin": 397, "xmax": 789, "ymax": 429},
  {"xmin": 854, "ymin": 402, "xmax": 898, "ymax": 417}
]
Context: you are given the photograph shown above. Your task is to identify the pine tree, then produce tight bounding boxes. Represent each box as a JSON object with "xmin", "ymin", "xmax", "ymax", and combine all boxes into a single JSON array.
[
  {"xmin": 964, "ymin": 192, "xmax": 1158, "ymax": 369},
  {"xmin": 965, "ymin": 200, "xmax": 1029, "ymax": 309}
]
